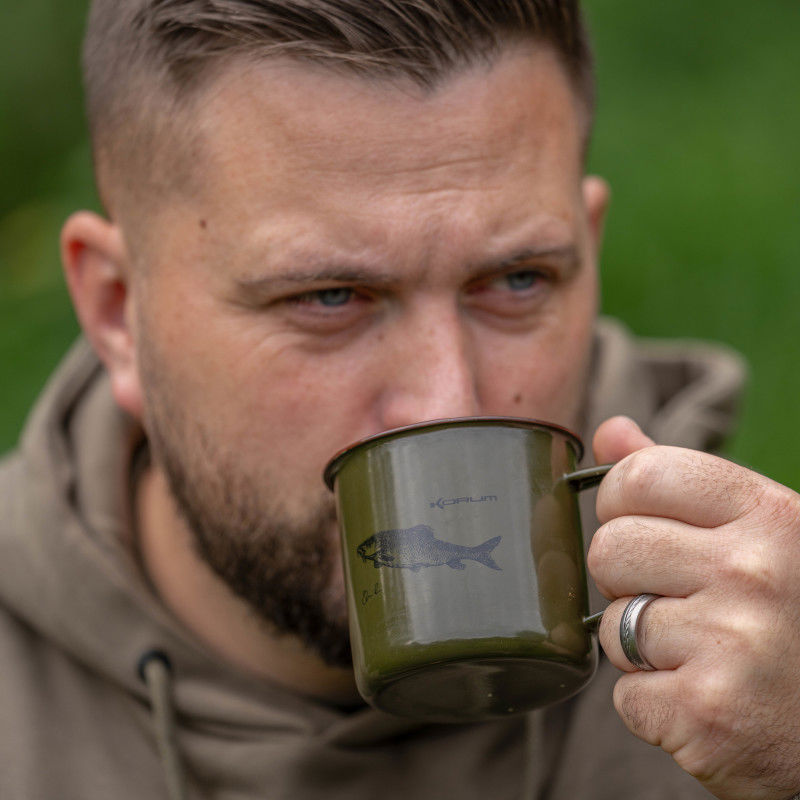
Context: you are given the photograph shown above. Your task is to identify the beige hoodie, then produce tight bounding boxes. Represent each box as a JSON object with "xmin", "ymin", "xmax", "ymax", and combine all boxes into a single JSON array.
[{"xmin": 0, "ymin": 318, "xmax": 744, "ymax": 799}]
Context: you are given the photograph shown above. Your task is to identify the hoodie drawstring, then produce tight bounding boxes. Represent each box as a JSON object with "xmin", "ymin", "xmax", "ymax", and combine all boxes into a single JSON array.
[{"xmin": 138, "ymin": 651, "xmax": 189, "ymax": 800}]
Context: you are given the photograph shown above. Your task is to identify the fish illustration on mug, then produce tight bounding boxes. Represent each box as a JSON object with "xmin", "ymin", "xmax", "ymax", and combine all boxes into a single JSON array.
[{"xmin": 357, "ymin": 524, "xmax": 502, "ymax": 572}]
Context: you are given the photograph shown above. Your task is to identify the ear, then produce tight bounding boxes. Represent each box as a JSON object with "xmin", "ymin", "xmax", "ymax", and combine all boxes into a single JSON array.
[
  {"xmin": 61, "ymin": 211, "xmax": 144, "ymax": 420},
  {"xmin": 581, "ymin": 175, "xmax": 610, "ymax": 259}
]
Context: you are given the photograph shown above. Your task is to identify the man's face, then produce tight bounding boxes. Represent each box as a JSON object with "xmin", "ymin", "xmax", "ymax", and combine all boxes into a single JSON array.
[{"xmin": 128, "ymin": 44, "xmax": 603, "ymax": 666}]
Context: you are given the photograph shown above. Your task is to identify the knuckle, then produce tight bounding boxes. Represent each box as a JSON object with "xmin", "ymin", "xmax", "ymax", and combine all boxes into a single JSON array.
[
  {"xmin": 681, "ymin": 670, "xmax": 738, "ymax": 739},
  {"xmin": 687, "ymin": 670, "xmax": 728, "ymax": 717},
  {"xmin": 618, "ymin": 448, "xmax": 665, "ymax": 503},
  {"xmin": 589, "ymin": 516, "xmax": 665, "ymax": 595},
  {"xmin": 717, "ymin": 544, "xmax": 777, "ymax": 600},
  {"xmin": 723, "ymin": 607, "xmax": 763, "ymax": 648},
  {"xmin": 706, "ymin": 461, "xmax": 790, "ymax": 526},
  {"xmin": 715, "ymin": 604, "xmax": 779, "ymax": 667},
  {"xmin": 587, "ymin": 518, "xmax": 630, "ymax": 589},
  {"xmin": 753, "ymin": 481, "xmax": 800, "ymax": 529},
  {"xmin": 673, "ymin": 655, "xmax": 800, "ymax": 787},
  {"xmin": 614, "ymin": 679, "xmax": 673, "ymax": 744},
  {"xmin": 587, "ymin": 520, "xmax": 617, "ymax": 569},
  {"xmin": 679, "ymin": 451, "xmax": 746, "ymax": 520},
  {"xmin": 694, "ymin": 608, "xmax": 772, "ymax": 693}
]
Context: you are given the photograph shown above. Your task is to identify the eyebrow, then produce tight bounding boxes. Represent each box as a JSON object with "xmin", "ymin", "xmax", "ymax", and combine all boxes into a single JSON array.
[
  {"xmin": 467, "ymin": 244, "xmax": 582, "ymax": 285},
  {"xmin": 234, "ymin": 244, "xmax": 580, "ymax": 295},
  {"xmin": 494, "ymin": 244, "xmax": 580, "ymax": 271},
  {"xmin": 235, "ymin": 267, "xmax": 398, "ymax": 295}
]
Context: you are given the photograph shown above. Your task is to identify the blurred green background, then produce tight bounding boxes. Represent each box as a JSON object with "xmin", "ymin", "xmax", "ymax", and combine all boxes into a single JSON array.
[{"xmin": 1, "ymin": 1, "xmax": 799, "ymax": 488}]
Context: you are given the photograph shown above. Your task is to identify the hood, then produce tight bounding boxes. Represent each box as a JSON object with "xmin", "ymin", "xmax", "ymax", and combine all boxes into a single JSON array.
[{"xmin": 582, "ymin": 317, "xmax": 747, "ymax": 454}]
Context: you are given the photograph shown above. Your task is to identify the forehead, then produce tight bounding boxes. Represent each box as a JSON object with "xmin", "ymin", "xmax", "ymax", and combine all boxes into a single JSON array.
[
  {"xmin": 132, "ymin": 43, "xmax": 587, "ymax": 277},
  {"xmin": 190, "ymin": 43, "xmax": 584, "ymax": 198}
]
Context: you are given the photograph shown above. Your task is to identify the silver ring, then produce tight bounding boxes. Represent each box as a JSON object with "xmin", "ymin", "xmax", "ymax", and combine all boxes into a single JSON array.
[{"xmin": 619, "ymin": 593, "xmax": 660, "ymax": 671}]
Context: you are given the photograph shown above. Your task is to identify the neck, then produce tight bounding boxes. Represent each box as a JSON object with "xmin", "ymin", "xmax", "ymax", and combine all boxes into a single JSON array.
[{"xmin": 135, "ymin": 464, "xmax": 361, "ymax": 706}]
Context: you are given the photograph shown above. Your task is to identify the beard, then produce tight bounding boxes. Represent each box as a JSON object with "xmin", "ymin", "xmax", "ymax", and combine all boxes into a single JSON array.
[{"xmin": 139, "ymin": 347, "xmax": 352, "ymax": 669}]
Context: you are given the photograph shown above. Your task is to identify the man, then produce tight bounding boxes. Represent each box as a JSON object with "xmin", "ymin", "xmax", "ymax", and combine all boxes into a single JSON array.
[{"xmin": 1, "ymin": 1, "xmax": 799, "ymax": 798}]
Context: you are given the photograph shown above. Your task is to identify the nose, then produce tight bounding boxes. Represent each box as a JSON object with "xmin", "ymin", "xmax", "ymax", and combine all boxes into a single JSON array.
[{"xmin": 376, "ymin": 302, "xmax": 481, "ymax": 430}]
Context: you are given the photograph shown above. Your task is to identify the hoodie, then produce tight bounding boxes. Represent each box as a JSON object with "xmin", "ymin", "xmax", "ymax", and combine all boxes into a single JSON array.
[{"xmin": 0, "ymin": 317, "xmax": 745, "ymax": 799}]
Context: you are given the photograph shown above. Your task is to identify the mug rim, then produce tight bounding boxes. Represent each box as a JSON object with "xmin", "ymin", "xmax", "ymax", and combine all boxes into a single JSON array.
[{"xmin": 323, "ymin": 415, "xmax": 585, "ymax": 490}]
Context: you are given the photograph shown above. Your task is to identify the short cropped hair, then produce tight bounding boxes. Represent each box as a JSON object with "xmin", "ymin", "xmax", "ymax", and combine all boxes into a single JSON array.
[{"xmin": 83, "ymin": 0, "xmax": 594, "ymax": 219}]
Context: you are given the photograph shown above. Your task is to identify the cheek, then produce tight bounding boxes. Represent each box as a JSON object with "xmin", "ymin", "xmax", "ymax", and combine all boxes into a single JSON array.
[
  {"xmin": 515, "ymin": 336, "xmax": 592, "ymax": 426},
  {"xmin": 223, "ymin": 347, "xmax": 390, "ymax": 503},
  {"xmin": 479, "ymin": 272, "xmax": 597, "ymax": 427},
  {"xmin": 158, "ymin": 317, "xmax": 382, "ymax": 483},
  {"xmin": 142, "ymin": 275, "xmax": 386, "ymax": 455}
]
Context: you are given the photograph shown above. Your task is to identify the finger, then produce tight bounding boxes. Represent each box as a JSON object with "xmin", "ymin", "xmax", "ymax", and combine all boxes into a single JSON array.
[
  {"xmin": 588, "ymin": 515, "xmax": 711, "ymax": 599},
  {"xmin": 596, "ymin": 445, "xmax": 761, "ymax": 528},
  {"xmin": 598, "ymin": 595, "xmax": 691, "ymax": 673},
  {"xmin": 611, "ymin": 669, "xmax": 681, "ymax": 748},
  {"xmin": 592, "ymin": 415, "xmax": 656, "ymax": 464}
]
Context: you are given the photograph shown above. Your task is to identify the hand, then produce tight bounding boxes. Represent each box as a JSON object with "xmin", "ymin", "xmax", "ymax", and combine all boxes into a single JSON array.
[{"xmin": 589, "ymin": 416, "xmax": 800, "ymax": 800}]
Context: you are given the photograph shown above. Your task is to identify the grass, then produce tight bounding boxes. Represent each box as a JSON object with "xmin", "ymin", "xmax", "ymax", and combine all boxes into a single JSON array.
[
  {"xmin": 1, "ymin": 0, "xmax": 799, "ymax": 489},
  {"xmin": 586, "ymin": 0, "xmax": 800, "ymax": 487}
]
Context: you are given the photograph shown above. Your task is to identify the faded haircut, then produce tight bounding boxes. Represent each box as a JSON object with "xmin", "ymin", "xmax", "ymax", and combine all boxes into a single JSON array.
[{"xmin": 83, "ymin": 0, "xmax": 595, "ymax": 219}]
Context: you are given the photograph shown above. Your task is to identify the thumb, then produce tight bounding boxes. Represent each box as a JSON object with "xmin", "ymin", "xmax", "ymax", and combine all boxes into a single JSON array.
[{"xmin": 592, "ymin": 416, "xmax": 655, "ymax": 464}]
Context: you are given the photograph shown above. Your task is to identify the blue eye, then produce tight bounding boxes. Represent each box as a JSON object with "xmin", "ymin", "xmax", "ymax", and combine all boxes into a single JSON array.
[
  {"xmin": 505, "ymin": 270, "xmax": 538, "ymax": 290},
  {"xmin": 314, "ymin": 287, "xmax": 353, "ymax": 306}
]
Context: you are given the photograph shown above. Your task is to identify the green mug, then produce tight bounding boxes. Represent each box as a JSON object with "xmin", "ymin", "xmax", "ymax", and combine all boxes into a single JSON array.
[{"xmin": 324, "ymin": 417, "xmax": 610, "ymax": 723}]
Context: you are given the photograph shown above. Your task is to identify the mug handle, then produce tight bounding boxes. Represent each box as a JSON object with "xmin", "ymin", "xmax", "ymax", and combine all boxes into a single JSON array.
[
  {"xmin": 561, "ymin": 463, "xmax": 615, "ymax": 632},
  {"xmin": 563, "ymin": 463, "xmax": 613, "ymax": 493},
  {"xmin": 583, "ymin": 610, "xmax": 605, "ymax": 632}
]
